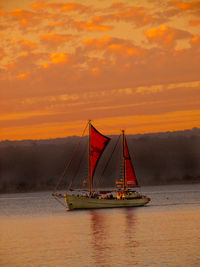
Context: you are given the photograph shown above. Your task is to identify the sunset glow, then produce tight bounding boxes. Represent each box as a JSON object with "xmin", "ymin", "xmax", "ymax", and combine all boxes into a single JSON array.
[{"xmin": 0, "ymin": 0, "xmax": 199, "ymax": 140}]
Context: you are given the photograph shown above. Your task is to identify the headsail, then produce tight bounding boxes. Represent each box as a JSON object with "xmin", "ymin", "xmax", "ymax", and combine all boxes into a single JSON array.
[
  {"xmin": 124, "ymin": 137, "xmax": 138, "ymax": 187},
  {"xmin": 90, "ymin": 125, "xmax": 110, "ymax": 182}
]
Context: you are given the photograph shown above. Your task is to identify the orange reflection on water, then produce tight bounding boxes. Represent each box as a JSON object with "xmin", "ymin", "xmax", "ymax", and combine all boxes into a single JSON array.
[
  {"xmin": 89, "ymin": 209, "xmax": 138, "ymax": 266},
  {"xmin": 0, "ymin": 207, "xmax": 200, "ymax": 266},
  {"xmin": 90, "ymin": 211, "xmax": 110, "ymax": 266}
]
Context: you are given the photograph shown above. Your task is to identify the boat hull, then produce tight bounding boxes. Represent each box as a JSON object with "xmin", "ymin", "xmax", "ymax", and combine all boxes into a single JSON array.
[{"xmin": 65, "ymin": 194, "xmax": 149, "ymax": 211}]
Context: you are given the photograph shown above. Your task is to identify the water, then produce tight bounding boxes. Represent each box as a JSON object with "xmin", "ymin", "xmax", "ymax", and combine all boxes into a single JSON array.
[{"xmin": 0, "ymin": 184, "xmax": 200, "ymax": 267}]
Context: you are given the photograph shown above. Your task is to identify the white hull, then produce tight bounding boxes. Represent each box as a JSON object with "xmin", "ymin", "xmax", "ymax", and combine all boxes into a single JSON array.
[{"xmin": 65, "ymin": 194, "xmax": 149, "ymax": 211}]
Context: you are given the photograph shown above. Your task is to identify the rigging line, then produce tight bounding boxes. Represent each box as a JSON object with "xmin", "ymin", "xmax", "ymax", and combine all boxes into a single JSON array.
[
  {"xmin": 95, "ymin": 134, "xmax": 121, "ymax": 190},
  {"xmin": 67, "ymin": 138, "xmax": 88, "ymax": 190},
  {"xmin": 53, "ymin": 121, "xmax": 89, "ymax": 193}
]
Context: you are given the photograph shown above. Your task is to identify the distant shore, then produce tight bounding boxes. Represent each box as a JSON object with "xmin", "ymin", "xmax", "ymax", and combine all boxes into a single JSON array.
[
  {"xmin": 1, "ymin": 129, "xmax": 200, "ymax": 194},
  {"xmin": 1, "ymin": 177, "xmax": 199, "ymax": 194}
]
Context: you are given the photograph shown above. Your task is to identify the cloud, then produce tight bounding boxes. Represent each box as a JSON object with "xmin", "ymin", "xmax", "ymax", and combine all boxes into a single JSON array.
[
  {"xmin": 46, "ymin": 21, "xmax": 68, "ymax": 30},
  {"xmin": 11, "ymin": 9, "xmax": 33, "ymax": 18},
  {"xmin": 167, "ymin": 80, "xmax": 200, "ymax": 90},
  {"xmin": 144, "ymin": 25, "xmax": 192, "ymax": 49},
  {"xmin": 46, "ymin": 18, "xmax": 113, "ymax": 32},
  {"xmin": 190, "ymin": 34, "xmax": 200, "ymax": 49},
  {"xmin": 169, "ymin": 0, "xmax": 200, "ymax": 16},
  {"xmin": 2, "ymin": 7, "xmax": 63, "ymax": 32},
  {"xmin": 0, "ymin": 10, "xmax": 6, "ymax": 17},
  {"xmin": 0, "ymin": 48, "xmax": 5, "ymax": 59},
  {"xmin": 60, "ymin": 3, "xmax": 90, "ymax": 13},
  {"xmin": 94, "ymin": 2, "xmax": 167, "ymax": 27},
  {"xmin": 108, "ymin": 43, "xmax": 144, "ymax": 58},
  {"xmin": 135, "ymin": 80, "xmax": 200, "ymax": 94},
  {"xmin": 1, "ymin": 32, "xmax": 200, "ymax": 103},
  {"xmin": 16, "ymin": 72, "xmax": 29, "ymax": 79},
  {"xmin": 83, "ymin": 36, "xmax": 144, "ymax": 57},
  {"xmin": 172, "ymin": 1, "xmax": 200, "ymax": 11},
  {"xmin": 189, "ymin": 18, "xmax": 200, "ymax": 27},
  {"xmin": 0, "ymin": 8, "xmax": 48, "ymax": 32},
  {"xmin": 73, "ymin": 20, "xmax": 113, "ymax": 32},
  {"xmin": 50, "ymin": 53, "xmax": 69, "ymax": 64},
  {"xmin": 16, "ymin": 39, "xmax": 38, "ymax": 51},
  {"xmin": 10, "ymin": 8, "xmax": 38, "ymax": 27},
  {"xmin": 31, "ymin": 2, "xmax": 91, "ymax": 14},
  {"xmin": 136, "ymin": 85, "xmax": 163, "ymax": 94},
  {"xmin": 40, "ymin": 33, "xmax": 72, "ymax": 48},
  {"xmin": 112, "ymin": 6, "xmax": 162, "ymax": 26},
  {"xmin": 83, "ymin": 36, "xmax": 112, "ymax": 50},
  {"xmin": 30, "ymin": 3, "xmax": 46, "ymax": 10}
]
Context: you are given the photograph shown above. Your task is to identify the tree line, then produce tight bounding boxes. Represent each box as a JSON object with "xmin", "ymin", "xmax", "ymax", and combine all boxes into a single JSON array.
[{"xmin": 0, "ymin": 128, "xmax": 200, "ymax": 193}]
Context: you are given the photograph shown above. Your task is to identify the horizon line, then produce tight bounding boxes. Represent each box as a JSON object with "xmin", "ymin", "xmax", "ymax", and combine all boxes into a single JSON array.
[{"xmin": 1, "ymin": 127, "xmax": 199, "ymax": 143}]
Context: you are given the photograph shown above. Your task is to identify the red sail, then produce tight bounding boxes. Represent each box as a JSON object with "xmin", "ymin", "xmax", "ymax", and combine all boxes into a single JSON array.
[
  {"xmin": 90, "ymin": 125, "xmax": 110, "ymax": 181},
  {"xmin": 124, "ymin": 137, "xmax": 138, "ymax": 186}
]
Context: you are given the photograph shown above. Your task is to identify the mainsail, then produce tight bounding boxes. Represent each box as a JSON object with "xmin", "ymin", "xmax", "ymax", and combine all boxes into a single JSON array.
[
  {"xmin": 124, "ymin": 136, "xmax": 138, "ymax": 187},
  {"xmin": 90, "ymin": 125, "xmax": 110, "ymax": 183}
]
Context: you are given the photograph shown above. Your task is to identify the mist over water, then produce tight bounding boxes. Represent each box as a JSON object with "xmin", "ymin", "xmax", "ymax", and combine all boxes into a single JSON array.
[{"xmin": 0, "ymin": 184, "xmax": 200, "ymax": 266}]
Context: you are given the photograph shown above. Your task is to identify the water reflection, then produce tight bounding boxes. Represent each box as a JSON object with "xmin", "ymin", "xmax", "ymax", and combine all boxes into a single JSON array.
[
  {"xmin": 123, "ymin": 208, "xmax": 138, "ymax": 265},
  {"xmin": 90, "ymin": 210, "xmax": 110, "ymax": 267},
  {"xmin": 89, "ymin": 208, "xmax": 138, "ymax": 266},
  {"xmin": 124, "ymin": 208, "xmax": 137, "ymax": 242}
]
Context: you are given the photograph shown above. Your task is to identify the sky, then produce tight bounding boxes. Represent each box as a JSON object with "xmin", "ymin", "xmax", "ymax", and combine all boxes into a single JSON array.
[{"xmin": 0, "ymin": 0, "xmax": 200, "ymax": 140}]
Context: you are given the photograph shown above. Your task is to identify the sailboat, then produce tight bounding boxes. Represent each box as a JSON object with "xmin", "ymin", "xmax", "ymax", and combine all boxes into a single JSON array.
[{"xmin": 52, "ymin": 120, "xmax": 150, "ymax": 210}]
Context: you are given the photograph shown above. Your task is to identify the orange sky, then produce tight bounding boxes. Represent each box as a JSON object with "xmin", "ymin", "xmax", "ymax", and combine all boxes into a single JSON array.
[{"xmin": 0, "ymin": 0, "xmax": 200, "ymax": 140}]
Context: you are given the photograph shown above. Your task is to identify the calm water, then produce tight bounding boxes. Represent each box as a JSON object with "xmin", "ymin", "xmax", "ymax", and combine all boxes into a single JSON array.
[{"xmin": 0, "ymin": 184, "xmax": 200, "ymax": 267}]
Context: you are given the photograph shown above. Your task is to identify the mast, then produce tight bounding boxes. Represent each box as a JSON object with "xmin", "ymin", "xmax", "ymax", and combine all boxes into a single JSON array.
[
  {"xmin": 122, "ymin": 130, "xmax": 126, "ymax": 191},
  {"xmin": 88, "ymin": 120, "xmax": 92, "ymax": 195}
]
